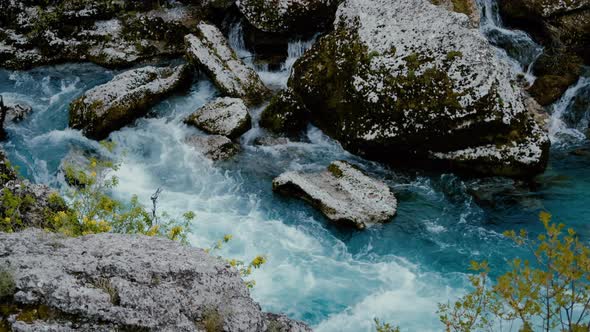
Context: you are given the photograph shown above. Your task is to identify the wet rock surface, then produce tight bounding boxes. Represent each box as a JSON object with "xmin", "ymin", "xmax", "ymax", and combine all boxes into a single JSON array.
[
  {"xmin": 185, "ymin": 97, "xmax": 252, "ymax": 139},
  {"xmin": 69, "ymin": 64, "xmax": 191, "ymax": 140},
  {"xmin": 273, "ymin": 160, "xmax": 398, "ymax": 229},
  {"xmin": 288, "ymin": 0, "xmax": 550, "ymax": 177},
  {"xmin": 260, "ymin": 89, "xmax": 310, "ymax": 135},
  {"xmin": 0, "ymin": 229, "xmax": 310, "ymax": 332}
]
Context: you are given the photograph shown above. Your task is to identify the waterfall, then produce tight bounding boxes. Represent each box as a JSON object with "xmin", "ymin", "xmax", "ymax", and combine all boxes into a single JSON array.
[
  {"xmin": 548, "ymin": 76, "xmax": 590, "ymax": 146},
  {"xmin": 477, "ymin": 0, "xmax": 543, "ymax": 84}
]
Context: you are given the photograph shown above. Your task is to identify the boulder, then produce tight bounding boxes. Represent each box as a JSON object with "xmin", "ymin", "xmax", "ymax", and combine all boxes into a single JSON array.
[
  {"xmin": 288, "ymin": 0, "xmax": 550, "ymax": 177},
  {"xmin": 185, "ymin": 23, "xmax": 270, "ymax": 105},
  {"xmin": 498, "ymin": 0, "xmax": 590, "ymax": 105},
  {"xmin": 185, "ymin": 135, "xmax": 241, "ymax": 161},
  {"xmin": 236, "ymin": 0, "xmax": 340, "ymax": 34},
  {"xmin": 0, "ymin": 229, "xmax": 311, "ymax": 332},
  {"xmin": 260, "ymin": 89, "xmax": 310, "ymax": 134},
  {"xmin": 5, "ymin": 102, "xmax": 33, "ymax": 123},
  {"xmin": 184, "ymin": 97, "xmax": 252, "ymax": 139},
  {"xmin": 272, "ymin": 161, "xmax": 397, "ymax": 229},
  {"xmin": 69, "ymin": 65, "xmax": 191, "ymax": 140}
]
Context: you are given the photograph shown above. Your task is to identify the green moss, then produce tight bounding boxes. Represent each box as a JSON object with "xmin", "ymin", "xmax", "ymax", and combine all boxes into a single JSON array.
[
  {"xmin": 0, "ymin": 267, "xmax": 15, "ymax": 300},
  {"xmin": 451, "ymin": 0, "xmax": 471, "ymax": 15},
  {"xmin": 446, "ymin": 50, "xmax": 463, "ymax": 61},
  {"xmin": 327, "ymin": 164, "xmax": 343, "ymax": 178},
  {"xmin": 200, "ymin": 308, "xmax": 223, "ymax": 332}
]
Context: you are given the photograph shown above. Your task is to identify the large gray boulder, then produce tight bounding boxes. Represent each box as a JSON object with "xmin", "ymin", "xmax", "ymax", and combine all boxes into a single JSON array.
[
  {"xmin": 185, "ymin": 134, "xmax": 241, "ymax": 161},
  {"xmin": 273, "ymin": 161, "xmax": 397, "ymax": 229},
  {"xmin": 0, "ymin": 229, "xmax": 311, "ymax": 332},
  {"xmin": 185, "ymin": 23, "xmax": 270, "ymax": 106},
  {"xmin": 236, "ymin": 0, "xmax": 340, "ymax": 33},
  {"xmin": 185, "ymin": 97, "xmax": 252, "ymax": 139},
  {"xmin": 4, "ymin": 102, "xmax": 33, "ymax": 123},
  {"xmin": 288, "ymin": 0, "xmax": 549, "ymax": 177},
  {"xmin": 69, "ymin": 65, "xmax": 191, "ymax": 140}
]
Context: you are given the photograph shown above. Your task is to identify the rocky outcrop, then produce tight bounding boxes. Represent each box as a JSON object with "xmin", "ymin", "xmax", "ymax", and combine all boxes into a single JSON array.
[
  {"xmin": 287, "ymin": 0, "xmax": 550, "ymax": 177},
  {"xmin": 185, "ymin": 135, "xmax": 241, "ymax": 161},
  {"xmin": 236, "ymin": 0, "xmax": 340, "ymax": 34},
  {"xmin": 272, "ymin": 161, "xmax": 397, "ymax": 229},
  {"xmin": 260, "ymin": 89, "xmax": 310, "ymax": 135},
  {"xmin": 0, "ymin": 229, "xmax": 310, "ymax": 332},
  {"xmin": 498, "ymin": 0, "xmax": 590, "ymax": 105},
  {"xmin": 69, "ymin": 65, "xmax": 191, "ymax": 140},
  {"xmin": 185, "ymin": 97, "xmax": 252, "ymax": 139},
  {"xmin": 0, "ymin": 1, "xmax": 225, "ymax": 69},
  {"xmin": 185, "ymin": 23, "xmax": 270, "ymax": 106}
]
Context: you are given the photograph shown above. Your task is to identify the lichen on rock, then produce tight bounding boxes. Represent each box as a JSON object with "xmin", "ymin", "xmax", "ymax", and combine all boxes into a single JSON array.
[
  {"xmin": 185, "ymin": 134, "xmax": 241, "ymax": 161},
  {"xmin": 185, "ymin": 97, "xmax": 252, "ymax": 139},
  {"xmin": 287, "ymin": 0, "xmax": 549, "ymax": 177},
  {"xmin": 185, "ymin": 23, "xmax": 270, "ymax": 106},
  {"xmin": 273, "ymin": 160, "xmax": 397, "ymax": 229},
  {"xmin": 69, "ymin": 64, "xmax": 192, "ymax": 140}
]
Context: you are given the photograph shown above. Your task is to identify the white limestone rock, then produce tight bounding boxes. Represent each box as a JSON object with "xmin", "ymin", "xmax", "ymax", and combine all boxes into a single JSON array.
[
  {"xmin": 288, "ymin": 0, "xmax": 550, "ymax": 177},
  {"xmin": 185, "ymin": 135, "xmax": 241, "ymax": 161},
  {"xmin": 272, "ymin": 160, "xmax": 397, "ymax": 229},
  {"xmin": 185, "ymin": 97, "xmax": 252, "ymax": 139},
  {"xmin": 185, "ymin": 23, "xmax": 270, "ymax": 105},
  {"xmin": 69, "ymin": 65, "xmax": 191, "ymax": 140}
]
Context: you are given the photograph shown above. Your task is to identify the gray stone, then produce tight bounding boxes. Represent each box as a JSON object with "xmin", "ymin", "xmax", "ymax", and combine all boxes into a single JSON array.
[
  {"xmin": 273, "ymin": 160, "xmax": 397, "ymax": 229},
  {"xmin": 5, "ymin": 102, "xmax": 33, "ymax": 123},
  {"xmin": 185, "ymin": 97, "xmax": 252, "ymax": 139},
  {"xmin": 69, "ymin": 65, "xmax": 191, "ymax": 140},
  {"xmin": 0, "ymin": 229, "xmax": 310, "ymax": 331},
  {"xmin": 185, "ymin": 23, "xmax": 270, "ymax": 106},
  {"xmin": 185, "ymin": 135, "xmax": 241, "ymax": 161},
  {"xmin": 288, "ymin": 0, "xmax": 550, "ymax": 177}
]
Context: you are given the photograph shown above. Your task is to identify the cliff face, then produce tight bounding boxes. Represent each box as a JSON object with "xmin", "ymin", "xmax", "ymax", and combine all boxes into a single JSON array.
[{"xmin": 0, "ymin": 229, "xmax": 311, "ymax": 332}]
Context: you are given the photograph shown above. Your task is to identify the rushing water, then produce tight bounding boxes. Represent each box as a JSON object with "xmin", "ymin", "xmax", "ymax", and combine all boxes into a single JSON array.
[{"xmin": 1, "ymin": 3, "xmax": 590, "ymax": 332}]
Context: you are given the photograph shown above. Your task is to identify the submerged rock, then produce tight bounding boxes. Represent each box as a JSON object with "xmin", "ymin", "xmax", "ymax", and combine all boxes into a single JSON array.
[
  {"xmin": 498, "ymin": 0, "xmax": 590, "ymax": 105},
  {"xmin": 185, "ymin": 23, "xmax": 270, "ymax": 105},
  {"xmin": 272, "ymin": 161, "xmax": 397, "ymax": 229},
  {"xmin": 260, "ymin": 89, "xmax": 310, "ymax": 135},
  {"xmin": 236, "ymin": 0, "xmax": 340, "ymax": 34},
  {"xmin": 69, "ymin": 65, "xmax": 191, "ymax": 140},
  {"xmin": 185, "ymin": 97, "xmax": 252, "ymax": 139},
  {"xmin": 4, "ymin": 102, "xmax": 33, "ymax": 123},
  {"xmin": 288, "ymin": 0, "xmax": 550, "ymax": 177},
  {"xmin": 0, "ymin": 229, "xmax": 310, "ymax": 332},
  {"xmin": 185, "ymin": 135, "xmax": 241, "ymax": 161}
]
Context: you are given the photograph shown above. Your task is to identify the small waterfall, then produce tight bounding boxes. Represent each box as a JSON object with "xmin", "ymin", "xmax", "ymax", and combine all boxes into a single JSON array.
[
  {"xmin": 477, "ymin": 0, "xmax": 543, "ymax": 84},
  {"xmin": 548, "ymin": 76, "xmax": 590, "ymax": 146}
]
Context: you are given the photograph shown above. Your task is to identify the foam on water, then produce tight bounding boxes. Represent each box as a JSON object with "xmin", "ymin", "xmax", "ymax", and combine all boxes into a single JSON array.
[{"xmin": 549, "ymin": 76, "xmax": 590, "ymax": 147}]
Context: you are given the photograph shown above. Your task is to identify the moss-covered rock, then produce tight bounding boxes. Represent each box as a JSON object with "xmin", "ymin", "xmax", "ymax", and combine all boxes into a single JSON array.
[
  {"xmin": 498, "ymin": 0, "xmax": 590, "ymax": 105},
  {"xmin": 236, "ymin": 0, "xmax": 341, "ymax": 34},
  {"xmin": 288, "ymin": 0, "xmax": 549, "ymax": 177},
  {"xmin": 260, "ymin": 89, "xmax": 310, "ymax": 134},
  {"xmin": 430, "ymin": 0, "xmax": 480, "ymax": 27},
  {"xmin": 69, "ymin": 65, "xmax": 192, "ymax": 140}
]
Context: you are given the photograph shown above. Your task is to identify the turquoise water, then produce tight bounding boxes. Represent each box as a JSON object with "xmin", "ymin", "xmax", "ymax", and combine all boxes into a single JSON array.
[{"xmin": 2, "ymin": 18, "xmax": 590, "ymax": 332}]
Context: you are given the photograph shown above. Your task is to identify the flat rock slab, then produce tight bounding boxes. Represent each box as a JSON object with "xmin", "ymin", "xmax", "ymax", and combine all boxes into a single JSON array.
[
  {"xmin": 69, "ymin": 65, "xmax": 191, "ymax": 140},
  {"xmin": 185, "ymin": 134, "xmax": 240, "ymax": 161},
  {"xmin": 185, "ymin": 97, "xmax": 252, "ymax": 139},
  {"xmin": 185, "ymin": 23, "xmax": 269, "ymax": 105},
  {"xmin": 272, "ymin": 160, "xmax": 397, "ymax": 229},
  {"xmin": 0, "ymin": 229, "xmax": 310, "ymax": 332}
]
